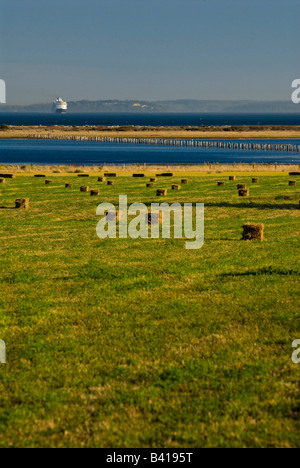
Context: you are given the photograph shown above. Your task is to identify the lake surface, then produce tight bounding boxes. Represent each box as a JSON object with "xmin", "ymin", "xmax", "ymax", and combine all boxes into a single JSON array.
[
  {"xmin": 0, "ymin": 139, "xmax": 299, "ymax": 165},
  {"xmin": 0, "ymin": 112, "xmax": 299, "ymax": 127}
]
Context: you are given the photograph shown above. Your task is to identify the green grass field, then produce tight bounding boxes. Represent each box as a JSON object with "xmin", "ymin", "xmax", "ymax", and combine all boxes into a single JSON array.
[{"xmin": 0, "ymin": 172, "xmax": 299, "ymax": 448}]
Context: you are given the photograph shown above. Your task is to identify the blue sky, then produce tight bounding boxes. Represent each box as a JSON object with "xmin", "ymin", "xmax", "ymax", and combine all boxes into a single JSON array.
[{"xmin": 0, "ymin": 0, "xmax": 299, "ymax": 104}]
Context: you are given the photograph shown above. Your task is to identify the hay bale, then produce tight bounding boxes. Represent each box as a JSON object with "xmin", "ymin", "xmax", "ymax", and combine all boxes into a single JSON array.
[
  {"xmin": 77, "ymin": 174, "xmax": 90, "ymax": 178},
  {"xmin": 150, "ymin": 178, "xmax": 157, "ymax": 182},
  {"xmin": 242, "ymin": 223, "xmax": 264, "ymax": 241},
  {"xmin": 237, "ymin": 184, "xmax": 247, "ymax": 190},
  {"xmin": 146, "ymin": 183, "xmax": 154, "ymax": 188},
  {"xmin": 45, "ymin": 180, "xmax": 53, "ymax": 185},
  {"xmin": 289, "ymin": 180, "xmax": 296, "ymax": 186},
  {"xmin": 156, "ymin": 189, "xmax": 167, "ymax": 196},
  {"xmin": 0, "ymin": 178, "xmax": 6, "ymax": 184},
  {"xmin": 289, "ymin": 172, "xmax": 300, "ymax": 176},
  {"xmin": 80, "ymin": 186, "xmax": 89, "ymax": 192},
  {"xmin": 0, "ymin": 174, "xmax": 15, "ymax": 179},
  {"xmin": 15, "ymin": 198, "xmax": 29, "ymax": 209},
  {"xmin": 229, "ymin": 176, "xmax": 236, "ymax": 181},
  {"xmin": 34, "ymin": 174, "xmax": 46, "ymax": 178},
  {"xmin": 172, "ymin": 184, "xmax": 181, "ymax": 190},
  {"xmin": 133, "ymin": 174, "xmax": 145, "ymax": 178},
  {"xmin": 65, "ymin": 183, "xmax": 73, "ymax": 188},
  {"xmin": 218, "ymin": 181, "xmax": 225, "ymax": 186},
  {"xmin": 181, "ymin": 179, "xmax": 188, "ymax": 184},
  {"xmin": 105, "ymin": 210, "xmax": 120, "ymax": 222},
  {"xmin": 146, "ymin": 212, "xmax": 163, "ymax": 225},
  {"xmin": 104, "ymin": 173, "xmax": 117, "ymax": 177},
  {"xmin": 239, "ymin": 189, "xmax": 249, "ymax": 197},
  {"xmin": 107, "ymin": 180, "xmax": 114, "ymax": 186},
  {"xmin": 98, "ymin": 177, "xmax": 106, "ymax": 182},
  {"xmin": 156, "ymin": 173, "xmax": 173, "ymax": 177},
  {"xmin": 91, "ymin": 189, "xmax": 100, "ymax": 196},
  {"xmin": 252, "ymin": 178, "xmax": 259, "ymax": 183}
]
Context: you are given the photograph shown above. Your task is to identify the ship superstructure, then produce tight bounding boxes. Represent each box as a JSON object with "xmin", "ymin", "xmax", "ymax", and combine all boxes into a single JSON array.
[{"xmin": 53, "ymin": 97, "xmax": 67, "ymax": 113}]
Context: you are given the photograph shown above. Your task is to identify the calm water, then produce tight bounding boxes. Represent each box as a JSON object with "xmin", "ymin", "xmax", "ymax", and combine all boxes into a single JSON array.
[
  {"xmin": 0, "ymin": 112, "xmax": 299, "ymax": 127},
  {"xmin": 0, "ymin": 139, "xmax": 299, "ymax": 165}
]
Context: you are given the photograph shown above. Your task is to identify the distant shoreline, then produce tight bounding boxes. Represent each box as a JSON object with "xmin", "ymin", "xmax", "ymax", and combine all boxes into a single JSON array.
[
  {"xmin": 1, "ymin": 125, "xmax": 300, "ymax": 140},
  {"xmin": 0, "ymin": 98, "xmax": 299, "ymax": 114}
]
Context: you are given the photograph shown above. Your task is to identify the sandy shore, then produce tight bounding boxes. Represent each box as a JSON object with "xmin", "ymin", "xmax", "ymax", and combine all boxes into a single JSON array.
[{"xmin": 1, "ymin": 125, "xmax": 300, "ymax": 140}]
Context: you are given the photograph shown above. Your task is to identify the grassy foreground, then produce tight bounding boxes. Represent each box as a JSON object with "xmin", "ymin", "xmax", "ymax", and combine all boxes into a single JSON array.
[{"xmin": 0, "ymin": 171, "xmax": 299, "ymax": 448}]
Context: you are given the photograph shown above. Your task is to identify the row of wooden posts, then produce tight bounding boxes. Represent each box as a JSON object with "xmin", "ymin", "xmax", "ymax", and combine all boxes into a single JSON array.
[{"xmin": 28, "ymin": 134, "xmax": 300, "ymax": 154}]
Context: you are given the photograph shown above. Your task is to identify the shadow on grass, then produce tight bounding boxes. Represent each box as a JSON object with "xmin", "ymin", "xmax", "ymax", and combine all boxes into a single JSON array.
[
  {"xmin": 205, "ymin": 202, "xmax": 299, "ymax": 210},
  {"xmin": 132, "ymin": 201, "xmax": 299, "ymax": 210},
  {"xmin": 220, "ymin": 267, "xmax": 300, "ymax": 278},
  {"xmin": 0, "ymin": 206, "xmax": 15, "ymax": 210}
]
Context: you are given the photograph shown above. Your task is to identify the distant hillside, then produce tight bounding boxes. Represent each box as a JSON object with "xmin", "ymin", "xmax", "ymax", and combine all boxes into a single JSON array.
[{"xmin": 0, "ymin": 99, "xmax": 299, "ymax": 113}]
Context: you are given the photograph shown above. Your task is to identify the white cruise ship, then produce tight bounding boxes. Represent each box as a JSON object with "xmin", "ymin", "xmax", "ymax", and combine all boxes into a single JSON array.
[{"xmin": 53, "ymin": 97, "xmax": 68, "ymax": 114}]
